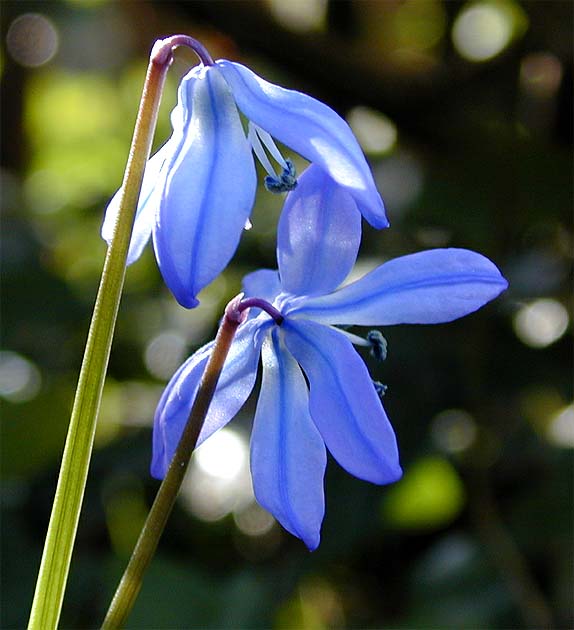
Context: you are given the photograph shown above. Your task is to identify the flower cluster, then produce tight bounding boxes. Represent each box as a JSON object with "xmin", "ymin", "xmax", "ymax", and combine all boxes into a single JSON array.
[{"xmin": 104, "ymin": 49, "xmax": 507, "ymax": 549}]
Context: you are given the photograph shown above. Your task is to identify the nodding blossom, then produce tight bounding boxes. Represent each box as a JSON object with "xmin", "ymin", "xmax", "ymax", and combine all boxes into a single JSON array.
[
  {"xmin": 151, "ymin": 164, "xmax": 508, "ymax": 550},
  {"xmin": 102, "ymin": 60, "xmax": 387, "ymax": 308}
]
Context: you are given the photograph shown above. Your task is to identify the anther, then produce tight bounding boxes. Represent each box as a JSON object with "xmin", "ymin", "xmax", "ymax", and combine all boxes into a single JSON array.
[
  {"xmin": 373, "ymin": 380, "xmax": 388, "ymax": 399},
  {"xmin": 367, "ymin": 330, "xmax": 388, "ymax": 362},
  {"xmin": 264, "ymin": 159, "xmax": 297, "ymax": 193}
]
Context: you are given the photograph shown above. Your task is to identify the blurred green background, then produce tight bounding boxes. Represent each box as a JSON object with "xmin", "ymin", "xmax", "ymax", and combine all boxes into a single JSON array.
[{"xmin": 1, "ymin": 1, "xmax": 572, "ymax": 628}]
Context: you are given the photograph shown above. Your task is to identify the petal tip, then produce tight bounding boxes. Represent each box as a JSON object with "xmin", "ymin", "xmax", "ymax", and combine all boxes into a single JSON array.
[
  {"xmin": 150, "ymin": 460, "xmax": 166, "ymax": 481},
  {"xmin": 304, "ymin": 532, "xmax": 321, "ymax": 552},
  {"xmin": 174, "ymin": 292, "xmax": 200, "ymax": 310}
]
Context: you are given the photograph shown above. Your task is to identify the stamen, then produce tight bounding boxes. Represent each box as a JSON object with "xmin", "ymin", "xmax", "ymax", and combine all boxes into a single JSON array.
[
  {"xmin": 367, "ymin": 330, "xmax": 388, "ymax": 362},
  {"xmin": 248, "ymin": 124, "xmax": 276, "ymax": 178},
  {"xmin": 248, "ymin": 124, "xmax": 298, "ymax": 194},
  {"xmin": 373, "ymin": 380, "xmax": 388, "ymax": 399},
  {"xmin": 255, "ymin": 128, "xmax": 288, "ymax": 169}
]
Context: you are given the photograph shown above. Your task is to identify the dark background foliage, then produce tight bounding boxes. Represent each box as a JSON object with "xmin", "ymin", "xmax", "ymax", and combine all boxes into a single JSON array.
[{"xmin": 1, "ymin": 1, "xmax": 572, "ymax": 628}]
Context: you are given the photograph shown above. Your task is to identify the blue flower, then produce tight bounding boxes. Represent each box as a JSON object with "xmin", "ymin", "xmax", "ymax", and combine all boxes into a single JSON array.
[
  {"xmin": 102, "ymin": 60, "xmax": 387, "ymax": 308},
  {"xmin": 151, "ymin": 165, "xmax": 508, "ymax": 549}
]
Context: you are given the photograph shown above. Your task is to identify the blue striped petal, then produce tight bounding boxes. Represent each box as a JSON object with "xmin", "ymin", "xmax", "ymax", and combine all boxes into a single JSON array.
[
  {"xmin": 284, "ymin": 319, "xmax": 402, "ymax": 485},
  {"xmin": 289, "ymin": 248, "xmax": 508, "ymax": 326},
  {"xmin": 101, "ymin": 141, "xmax": 172, "ymax": 265},
  {"xmin": 153, "ymin": 65, "xmax": 257, "ymax": 309},
  {"xmin": 251, "ymin": 329, "xmax": 326, "ymax": 550},
  {"xmin": 216, "ymin": 60, "xmax": 388, "ymax": 229},
  {"xmin": 277, "ymin": 164, "xmax": 361, "ymax": 296},
  {"xmin": 151, "ymin": 319, "xmax": 263, "ymax": 479}
]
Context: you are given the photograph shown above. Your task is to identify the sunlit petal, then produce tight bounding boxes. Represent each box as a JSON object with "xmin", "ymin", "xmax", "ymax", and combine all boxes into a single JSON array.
[
  {"xmin": 242, "ymin": 268, "xmax": 282, "ymax": 302},
  {"xmin": 216, "ymin": 60, "xmax": 388, "ymax": 228},
  {"xmin": 290, "ymin": 248, "xmax": 508, "ymax": 325},
  {"xmin": 153, "ymin": 65, "xmax": 257, "ymax": 308},
  {"xmin": 151, "ymin": 319, "xmax": 264, "ymax": 479},
  {"xmin": 251, "ymin": 329, "xmax": 326, "ymax": 550},
  {"xmin": 277, "ymin": 164, "xmax": 361, "ymax": 296},
  {"xmin": 284, "ymin": 319, "xmax": 402, "ymax": 484},
  {"xmin": 102, "ymin": 141, "xmax": 172, "ymax": 265}
]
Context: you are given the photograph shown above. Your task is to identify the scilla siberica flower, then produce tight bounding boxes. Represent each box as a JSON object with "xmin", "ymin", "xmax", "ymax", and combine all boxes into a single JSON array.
[
  {"xmin": 151, "ymin": 164, "xmax": 508, "ymax": 550},
  {"xmin": 102, "ymin": 58, "xmax": 387, "ymax": 308}
]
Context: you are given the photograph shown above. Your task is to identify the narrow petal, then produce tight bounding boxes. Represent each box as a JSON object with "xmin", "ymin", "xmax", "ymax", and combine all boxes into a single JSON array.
[
  {"xmin": 101, "ymin": 141, "xmax": 172, "ymax": 265},
  {"xmin": 153, "ymin": 65, "xmax": 257, "ymax": 308},
  {"xmin": 151, "ymin": 319, "xmax": 264, "ymax": 479},
  {"xmin": 284, "ymin": 319, "xmax": 402, "ymax": 485},
  {"xmin": 289, "ymin": 248, "xmax": 508, "ymax": 326},
  {"xmin": 251, "ymin": 329, "xmax": 326, "ymax": 550},
  {"xmin": 216, "ymin": 60, "xmax": 388, "ymax": 228},
  {"xmin": 277, "ymin": 164, "xmax": 361, "ymax": 296}
]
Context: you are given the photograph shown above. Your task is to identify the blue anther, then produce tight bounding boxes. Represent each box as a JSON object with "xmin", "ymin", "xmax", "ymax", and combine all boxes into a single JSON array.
[
  {"xmin": 373, "ymin": 380, "xmax": 388, "ymax": 398},
  {"xmin": 264, "ymin": 159, "xmax": 298, "ymax": 193},
  {"xmin": 367, "ymin": 330, "xmax": 388, "ymax": 362}
]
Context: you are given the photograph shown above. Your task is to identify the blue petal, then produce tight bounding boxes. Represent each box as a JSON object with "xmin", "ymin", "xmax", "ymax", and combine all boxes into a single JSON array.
[
  {"xmin": 153, "ymin": 65, "xmax": 257, "ymax": 309},
  {"xmin": 277, "ymin": 164, "xmax": 361, "ymax": 296},
  {"xmin": 289, "ymin": 248, "xmax": 508, "ymax": 326},
  {"xmin": 242, "ymin": 268, "xmax": 282, "ymax": 302},
  {"xmin": 284, "ymin": 319, "xmax": 402, "ymax": 485},
  {"xmin": 251, "ymin": 329, "xmax": 326, "ymax": 550},
  {"xmin": 151, "ymin": 319, "xmax": 264, "ymax": 479},
  {"xmin": 242, "ymin": 268, "xmax": 283, "ymax": 322},
  {"xmin": 216, "ymin": 60, "xmax": 388, "ymax": 229},
  {"xmin": 102, "ymin": 141, "xmax": 172, "ymax": 265}
]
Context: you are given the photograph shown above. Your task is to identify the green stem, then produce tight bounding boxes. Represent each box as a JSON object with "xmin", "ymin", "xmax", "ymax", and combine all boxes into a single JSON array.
[
  {"xmin": 28, "ymin": 42, "xmax": 171, "ymax": 630},
  {"xmin": 101, "ymin": 296, "xmax": 247, "ymax": 629}
]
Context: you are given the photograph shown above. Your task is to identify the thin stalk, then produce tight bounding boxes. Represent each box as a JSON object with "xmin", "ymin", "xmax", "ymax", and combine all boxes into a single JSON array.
[
  {"xmin": 27, "ymin": 41, "xmax": 171, "ymax": 630},
  {"xmin": 101, "ymin": 296, "xmax": 248, "ymax": 629}
]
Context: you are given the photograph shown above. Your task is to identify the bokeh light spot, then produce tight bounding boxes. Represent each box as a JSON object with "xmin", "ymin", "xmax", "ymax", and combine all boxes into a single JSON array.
[
  {"xmin": 383, "ymin": 456, "xmax": 465, "ymax": 529},
  {"xmin": 181, "ymin": 428, "xmax": 253, "ymax": 522},
  {"xmin": 452, "ymin": 1, "xmax": 525, "ymax": 62},
  {"xmin": 6, "ymin": 13, "xmax": 59, "ymax": 68},
  {"xmin": 347, "ymin": 106, "xmax": 397, "ymax": 156},
  {"xmin": 0, "ymin": 351, "xmax": 42, "ymax": 403},
  {"xmin": 431, "ymin": 409, "xmax": 477, "ymax": 454},
  {"xmin": 391, "ymin": 0, "xmax": 447, "ymax": 51},
  {"xmin": 144, "ymin": 331, "xmax": 187, "ymax": 380},
  {"xmin": 520, "ymin": 52, "xmax": 563, "ymax": 99},
  {"xmin": 233, "ymin": 502, "xmax": 276, "ymax": 537},
  {"xmin": 266, "ymin": 0, "xmax": 327, "ymax": 33},
  {"xmin": 546, "ymin": 404, "xmax": 574, "ymax": 449},
  {"xmin": 195, "ymin": 428, "xmax": 247, "ymax": 481},
  {"xmin": 374, "ymin": 151, "xmax": 424, "ymax": 215},
  {"xmin": 513, "ymin": 298, "xmax": 569, "ymax": 348}
]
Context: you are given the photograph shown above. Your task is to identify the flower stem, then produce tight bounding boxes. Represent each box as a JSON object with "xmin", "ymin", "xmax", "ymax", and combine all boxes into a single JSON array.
[
  {"xmin": 101, "ymin": 295, "xmax": 247, "ymax": 629},
  {"xmin": 27, "ymin": 43, "xmax": 171, "ymax": 630}
]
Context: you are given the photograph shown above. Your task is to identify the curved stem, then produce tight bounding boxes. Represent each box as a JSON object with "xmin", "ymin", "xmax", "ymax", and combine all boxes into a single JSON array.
[
  {"xmin": 152, "ymin": 34, "xmax": 214, "ymax": 67},
  {"xmin": 101, "ymin": 295, "xmax": 247, "ymax": 629},
  {"xmin": 236, "ymin": 296, "xmax": 284, "ymax": 324},
  {"xmin": 27, "ymin": 45, "xmax": 172, "ymax": 630}
]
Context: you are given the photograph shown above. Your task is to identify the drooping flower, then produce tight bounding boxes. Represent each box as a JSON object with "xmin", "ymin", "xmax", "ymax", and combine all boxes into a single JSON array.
[
  {"xmin": 102, "ymin": 59, "xmax": 387, "ymax": 308},
  {"xmin": 151, "ymin": 164, "xmax": 508, "ymax": 549}
]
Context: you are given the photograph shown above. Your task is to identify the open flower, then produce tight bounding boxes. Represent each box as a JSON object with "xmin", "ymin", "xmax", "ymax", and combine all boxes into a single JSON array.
[
  {"xmin": 152, "ymin": 165, "xmax": 508, "ymax": 549},
  {"xmin": 102, "ymin": 60, "xmax": 386, "ymax": 308}
]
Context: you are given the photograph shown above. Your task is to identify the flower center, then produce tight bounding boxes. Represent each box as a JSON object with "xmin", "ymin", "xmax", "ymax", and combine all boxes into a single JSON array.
[{"xmin": 248, "ymin": 123, "xmax": 298, "ymax": 193}]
